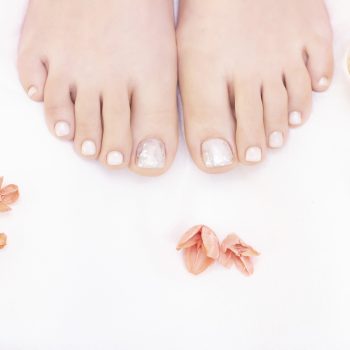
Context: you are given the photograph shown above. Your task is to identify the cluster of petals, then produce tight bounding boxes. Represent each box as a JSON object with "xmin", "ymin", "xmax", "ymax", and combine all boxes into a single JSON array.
[
  {"xmin": 0, "ymin": 177, "xmax": 20, "ymax": 249},
  {"xmin": 0, "ymin": 177, "xmax": 19, "ymax": 212},
  {"xmin": 177, "ymin": 225, "xmax": 260, "ymax": 276}
]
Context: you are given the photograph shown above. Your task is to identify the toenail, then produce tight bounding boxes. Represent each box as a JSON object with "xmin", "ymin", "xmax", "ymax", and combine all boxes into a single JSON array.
[
  {"xmin": 81, "ymin": 140, "xmax": 97, "ymax": 156},
  {"xmin": 269, "ymin": 131, "xmax": 284, "ymax": 149},
  {"xmin": 245, "ymin": 147, "xmax": 262, "ymax": 163},
  {"xmin": 107, "ymin": 151, "xmax": 124, "ymax": 166},
  {"xmin": 54, "ymin": 121, "xmax": 71, "ymax": 137},
  {"xmin": 202, "ymin": 138, "xmax": 234, "ymax": 168},
  {"xmin": 27, "ymin": 86, "xmax": 38, "ymax": 98},
  {"xmin": 318, "ymin": 77, "xmax": 329, "ymax": 88},
  {"xmin": 136, "ymin": 138, "xmax": 166, "ymax": 169},
  {"xmin": 289, "ymin": 111, "xmax": 302, "ymax": 126}
]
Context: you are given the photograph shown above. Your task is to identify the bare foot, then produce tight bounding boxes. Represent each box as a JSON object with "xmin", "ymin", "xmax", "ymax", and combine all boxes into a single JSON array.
[
  {"xmin": 177, "ymin": 0, "xmax": 333, "ymax": 173},
  {"xmin": 18, "ymin": 0, "xmax": 178, "ymax": 176}
]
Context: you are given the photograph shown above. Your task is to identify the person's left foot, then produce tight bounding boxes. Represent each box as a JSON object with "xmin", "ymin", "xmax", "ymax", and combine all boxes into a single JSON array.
[{"xmin": 177, "ymin": 0, "xmax": 334, "ymax": 173}]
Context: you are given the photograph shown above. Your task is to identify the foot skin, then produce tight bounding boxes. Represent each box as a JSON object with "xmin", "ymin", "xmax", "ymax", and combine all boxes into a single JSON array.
[
  {"xmin": 177, "ymin": 0, "xmax": 333, "ymax": 173},
  {"xmin": 18, "ymin": 0, "xmax": 178, "ymax": 176}
]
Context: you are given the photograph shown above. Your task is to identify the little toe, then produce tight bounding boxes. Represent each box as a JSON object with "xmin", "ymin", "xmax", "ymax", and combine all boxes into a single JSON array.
[
  {"xmin": 262, "ymin": 80, "xmax": 288, "ymax": 149},
  {"xmin": 99, "ymin": 89, "xmax": 132, "ymax": 169},
  {"xmin": 234, "ymin": 83, "xmax": 266, "ymax": 165},
  {"xmin": 44, "ymin": 74, "xmax": 75, "ymax": 140},
  {"xmin": 74, "ymin": 88, "xmax": 102, "ymax": 160},
  {"xmin": 18, "ymin": 53, "xmax": 47, "ymax": 102},
  {"xmin": 306, "ymin": 37, "xmax": 334, "ymax": 92}
]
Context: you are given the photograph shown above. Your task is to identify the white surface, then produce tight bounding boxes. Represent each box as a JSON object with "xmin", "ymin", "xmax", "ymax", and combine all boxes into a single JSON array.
[{"xmin": 1, "ymin": 1, "xmax": 350, "ymax": 349}]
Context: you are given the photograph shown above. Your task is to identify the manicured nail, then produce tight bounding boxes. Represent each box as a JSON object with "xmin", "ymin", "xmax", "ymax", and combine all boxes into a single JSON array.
[
  {"xmin": 245, "ymin": 147, "xmax": 262, "ymax": 163},
  {"xmin": 289, "ymin": 111, "xmax": 302, "ymax": 126},
  {"xmin": 107, "ymin": 151, "xmax": 124, "ymax": 166},
  {"xmin": 54, "ymin": 121, "xmax": 71, "ymax": 137},
  {"xmin": 137, "ymin": 138, "xmax": 165, "ymax": 169},
  {"xmin": 202, "ymin": 138, "xmax": 234, "ymax": 168},
  {"xmin": 81, "ymin": 140, "xmax": 97, "ymax": 156},
  {"xmin": 318, "ymin": 77, "xmax": 329, "ymax": 88},
  {"xmin": 27, "ymin": 86, "xmax": 38, "ymax": 98},
  {"xmin": 269, "ymin": 131, "xmax": 284, "ymax": 149}
]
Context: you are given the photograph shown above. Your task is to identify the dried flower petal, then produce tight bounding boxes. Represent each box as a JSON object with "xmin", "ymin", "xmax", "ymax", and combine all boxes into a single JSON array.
[
  {"xmin": 219, "ymin": 233, "xmax": 260, "ymax": 276},
  {"xmin": 0, "ymin": 233, "xmax": 7, "ymax": 249},
  {"xmin": 0, "ymin": 177, "xmax": 19, "ymax": 211},
  {"xmin": 177, "ymin": 225, "xmax": 220, "ymax": 275}
]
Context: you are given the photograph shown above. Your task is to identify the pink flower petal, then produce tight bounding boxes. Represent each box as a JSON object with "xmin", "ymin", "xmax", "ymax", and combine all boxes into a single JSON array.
[
  {"xmin": 177, "ymin": 225, "xmax": 203, "ymax": 250},
  {"xmin": 0, "ymin": 233, "xmax": 7, "ymax": 249},
  {"xmin": 219, "ymin": 233, "xmax": 260, "ymax": 276},
  {"xmin": 0, "ymin": 202, "xmax": 11, "ymax": 212},
  {"xmin": 184, "ymin": 243, "xmax": 214, "ymax": 275},
  {"xmin": 0, "ymin": 184, "xmax": 19, "ymax": 205},
  {"xmin": 201, "ymin": 226, "xmax": 220, "ymax": 259}
]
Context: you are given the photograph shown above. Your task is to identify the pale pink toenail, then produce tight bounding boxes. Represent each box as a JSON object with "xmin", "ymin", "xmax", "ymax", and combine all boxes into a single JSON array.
[
  {"xmin": 289, "ymin": 111, "xmax": 302, "ymax": 126},
  {"xmin": 269, "ymin": 131, "xmax": 284, "ymax": 149},
  {"xmin": 245, "ymin": 147, "xmax": 262, "ymax": 163},
  {"xmin": 27, "ymin": 86, "xmax": 38, "ymax": 98},
  {"xmin": 136, "ymin": 138, "xmax": 165, "ymax": 169},
  {"xmin": 107, "ymin": 151, "xmax": 124, "ymax": 166},
  {"xmin": 81, "ymin": 140, "xmax": 97, "ymax": 156},
  {"xmin": 54, "ymin": 121, "xmax": 70, "ymax": 137},
  {"xmin": 318, "ymin": 77, "xmax": 329, "ymax": 88},
  {"xmin": 202, "ymin": 138, "xmax": 234, "ymax": 168}
]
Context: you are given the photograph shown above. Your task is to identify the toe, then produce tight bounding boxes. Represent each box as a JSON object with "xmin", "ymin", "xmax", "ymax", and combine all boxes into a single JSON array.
[
  {"xmin": 234, "ymin": 81, "xmax": 266, "ymax": 165},
  {"xmin": 285, "ymin": 64, "xmax": 313, "ymax": 127},
  {"xmin": 182, "ymin": 77, "xmax": 237, "ymax": 173},
  {"xmin": 74, "ymin": 88, "xmax": 102, "ymax": 160},
  {"xmin": 262, "ymin": 79, "xmax": 288, "ymax": 149},
  {"xmin": 44, "ymin": 73, "xmax": 75, "ymax": 140},
  {"xmin": 306, "ymin": 37, "xmax": 334, "ymax": 92},
  {"xmin": 130, "ymin": 81, "xmax": 178, "ymax": 176},
  {"xmin": 17, "ymin": 52, "xmax": 47, "ymax": 102},
  {"xmin": 99, "ymin": 89, "xmax": 132, "ymax": 169}
]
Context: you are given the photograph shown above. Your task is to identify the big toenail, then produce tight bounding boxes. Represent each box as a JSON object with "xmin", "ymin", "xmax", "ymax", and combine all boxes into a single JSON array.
[
  {"xmin": 81, "ymin": 140, "xmax": 97, "ymax": 156},
  {"xmin": 54, "ymin": 121, "xmax": 71, "ymax": 137},
  {"xmin": 136, "ymin": 138, "xmax": 165, "ymax": 169},
  {"xmin": 245, "ymin": 147, "xmax": 262, "ymax": 163},
  {"xmin": 318, "ymin": 77, "xmax": 329, "ymax": 88},
  {"xmin": 107, "ymin": 151, "xmax": 124, "ymax": 166},
  {"xmin": 202, "ymin": 138, "xmax": 234, "ymax": 168},
  {"xmin": 269, "ymin": 131, "xmax": 284, "ymax": 149},
  {"xmin": 289, "ymin": 111, "xmax": 302, "ymax": 126},
  {"xmin": 27, "ymin": 86, "xmax": 38, "ymax": 98}
]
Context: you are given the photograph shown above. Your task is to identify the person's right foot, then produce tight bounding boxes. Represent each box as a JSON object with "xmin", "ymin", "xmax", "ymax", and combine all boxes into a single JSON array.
[
  {"xmin": 18, "ymin": 0, "xmax": 178, "ymax": 176},
  {"xmin": 177, "ymin": 0, "xmax": 333, "ymax": 173}
]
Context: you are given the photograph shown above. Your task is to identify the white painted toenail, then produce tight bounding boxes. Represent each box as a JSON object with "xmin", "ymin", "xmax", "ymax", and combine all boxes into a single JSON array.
[
  {"xmin": 318, "ymin": 77, "xmax": 329, "ymax": 88},
  {"xmin": 137, "ymin": 138, "xmax": 165, "ymax": 169},
  {"xmin": 54, "ymin": 121, "xmax": 71, "ymax": 137},
  {"xmin": 81, "ymin": 140, "xmax": 97, "ymax": 156},
  {"xmin": 245, "ymin": 147, "xmax": 262, "ymax": 163},
  {"xmin": 107, "ymin": 151, "xmax": 124, "ymax": 166},
  {"xmin": 27, "ymin": 86, "xmax": 38, "ymax": 98},
  {"xmin": 289, "ymin": 111, "xmax": 302, "ymax": 126},
  {"xmin": 269, "ymin": 131, "xmax": 284, "ymax": 149},
  {"xmin": 202, "ymin": 138, "xmax": 234, "ymax": 168}
]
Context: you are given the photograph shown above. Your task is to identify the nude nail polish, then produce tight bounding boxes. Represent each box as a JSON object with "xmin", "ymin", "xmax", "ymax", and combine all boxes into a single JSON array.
[
  {"xmin": 81, "ymin": 140, "xmax": 97, "ymax": 156},
  {"xmin": 107, "ymin": 151, "xmax": 124, "ymax": 166},
  {"xmin": 289, "ymin": 111, "xmax": 302, "ymax": 126},
  {"xmin": 54, "ymin": 121, "xmax": 70, "ymax": 137},
  {"xmin": 202, "ymin": 138, "xmax": 234, "ymax": 168},
  {"xmin": 269, "ymin": 131, "xmax": 284, "ymax": 149},
  {"xmin": 137, "ymin": 138, "xmax": 165, "ymax": 169},
  {"xmin": 245, "ymin": 147, "xmax": 262, "ymax": 163}
]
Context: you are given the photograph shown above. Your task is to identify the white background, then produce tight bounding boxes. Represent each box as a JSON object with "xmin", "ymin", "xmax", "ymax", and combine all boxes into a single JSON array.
[{"xmin": 1, "ymin": 1, "xmax": 350, "ymax": 349}]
